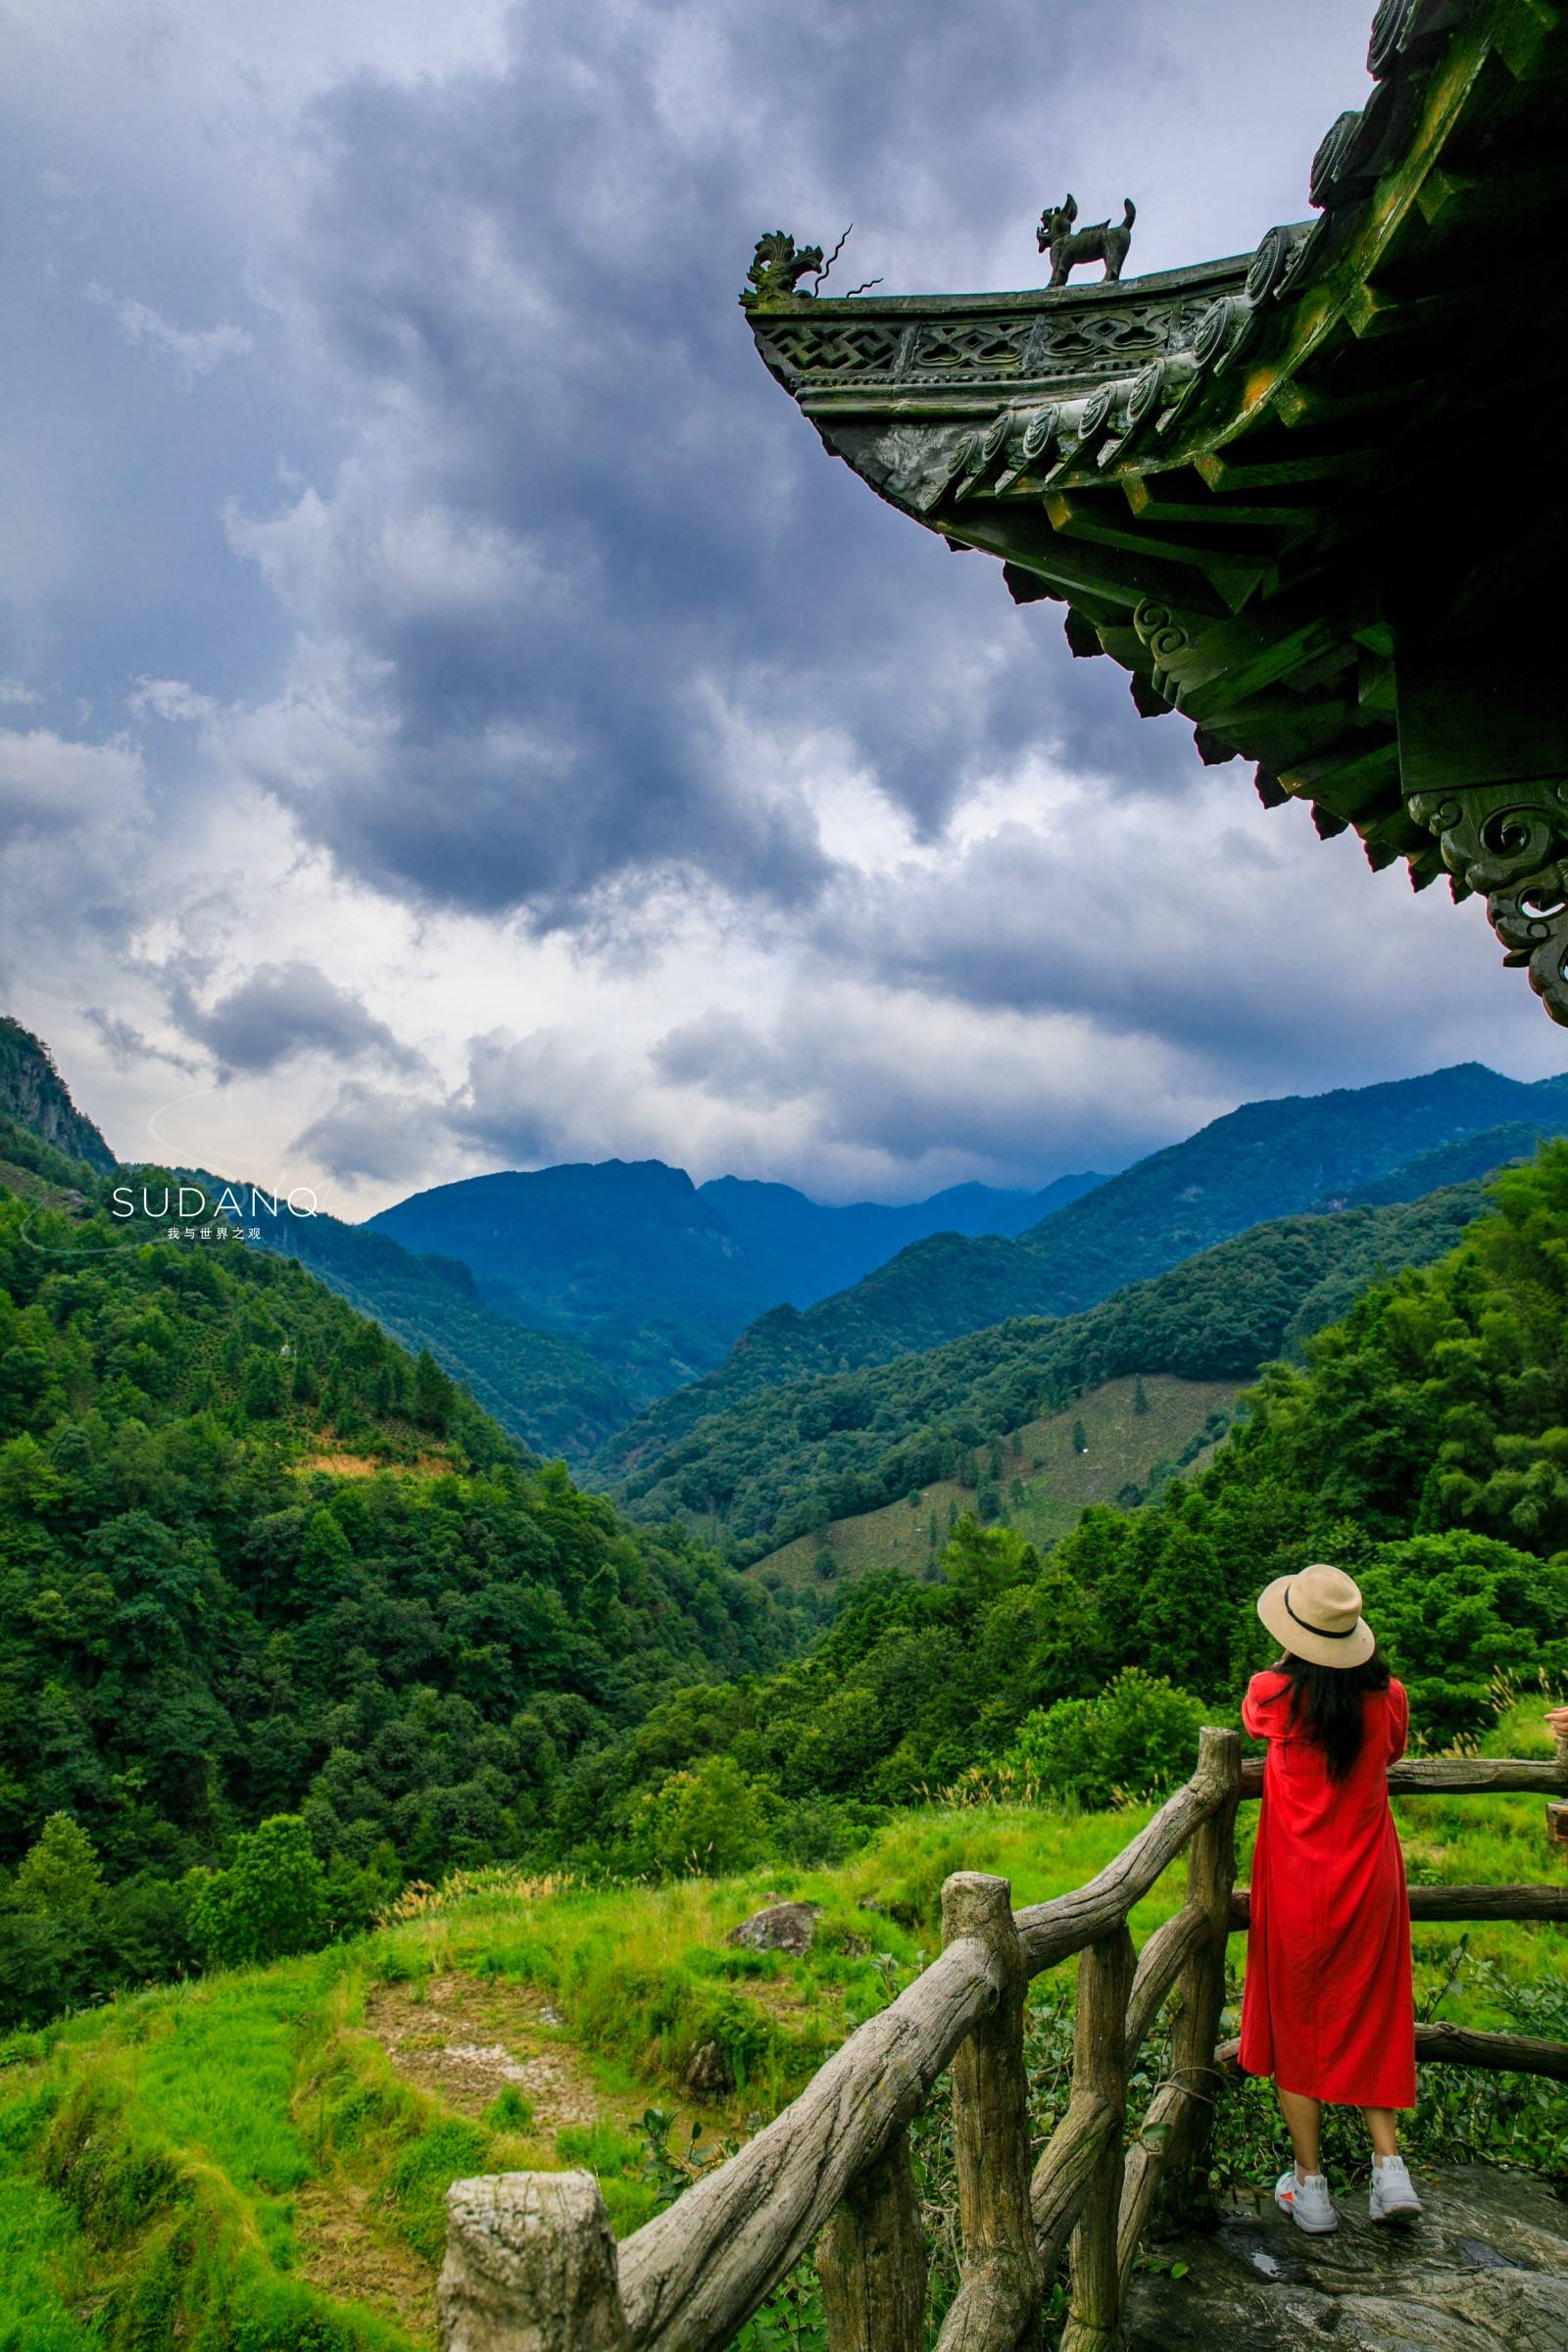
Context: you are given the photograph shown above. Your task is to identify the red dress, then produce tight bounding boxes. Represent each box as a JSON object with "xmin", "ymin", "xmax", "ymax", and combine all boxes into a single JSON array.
[{"xmin": 1239, "ymin": 1669, "xmax": 1415, "ymax": 2108}]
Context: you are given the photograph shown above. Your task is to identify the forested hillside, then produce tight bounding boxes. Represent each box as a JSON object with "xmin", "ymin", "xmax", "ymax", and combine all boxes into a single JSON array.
[
  {"xmin": 551, "ymin": 1147, "xmax": 1568, "ymax": 1866},
  {"xmin": 0, "ymin": 1119, "xmax": 805, "ymax": 2027},
  {"xmin": 257, "ymin": 1207, "xmax": 639, "ymax": 1460},
  {"xmin": 608, "ymin": 1182, "xmax": 1489, "ymax": 1560},
  {"xmin": 596, "ymin": 1063, "xmax": 1568, "ymax": 1476}
]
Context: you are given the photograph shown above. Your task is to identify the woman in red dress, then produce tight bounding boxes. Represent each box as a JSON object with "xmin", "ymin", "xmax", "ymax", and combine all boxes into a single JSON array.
[{"xmin": 1240, "ymin": 1562, "xmax": 1422, "ymax": 2233}]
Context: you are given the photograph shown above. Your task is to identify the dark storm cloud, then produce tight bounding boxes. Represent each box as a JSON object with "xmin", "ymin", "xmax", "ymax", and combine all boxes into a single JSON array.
[
  {"xmin": 222, "ymin": 0, "xmax": 1380, "ymax": 926},
  {"xmin": 169, "ymin": 961, "xmax": 427, "ymax": 1079}
]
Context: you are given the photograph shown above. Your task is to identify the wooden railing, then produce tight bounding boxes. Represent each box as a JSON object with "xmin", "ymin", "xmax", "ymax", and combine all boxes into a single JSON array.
[{"xmin": 434, "ymin": 1729, "xmax": 1568, "ymax": 2352}]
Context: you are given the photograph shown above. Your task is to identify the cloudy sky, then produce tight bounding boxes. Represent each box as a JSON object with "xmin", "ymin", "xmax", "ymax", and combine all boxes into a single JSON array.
[{"xmin": 4, "ymin": 0, "xmax": 1564, "ymax": 1213}]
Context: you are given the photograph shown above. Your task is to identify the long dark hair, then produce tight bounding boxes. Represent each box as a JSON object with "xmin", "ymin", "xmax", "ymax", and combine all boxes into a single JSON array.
[{"xmin": 1274, "ymin": 1646, "xmax": 1391, "ymax": 1781}]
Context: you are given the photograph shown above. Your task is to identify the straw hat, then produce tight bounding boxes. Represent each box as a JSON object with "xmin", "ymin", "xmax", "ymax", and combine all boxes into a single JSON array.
[{"xmin": 1256, "ymin": 1562, "xmax": 1375, "ymax": 1669}]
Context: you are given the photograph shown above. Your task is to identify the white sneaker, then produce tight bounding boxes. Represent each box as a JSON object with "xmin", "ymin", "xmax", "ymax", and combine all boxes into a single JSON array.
[
  {"xmin": 1275, "ymin": 2167, "xmax": 1339, "ymax": 2234},
  {"xmin": 1368, "ymin": 2154, "xmax": 1422, "ymax": 2224}
]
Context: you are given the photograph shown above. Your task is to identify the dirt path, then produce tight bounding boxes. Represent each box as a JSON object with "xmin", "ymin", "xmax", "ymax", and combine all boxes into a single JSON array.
[
  {"xmin": 364, "ymin": 1972, "xmax": 627, "ymax": 2133},
  {"xmin": 293, "ymin": 2176, "xmax": 438, "ymax": 2344}
]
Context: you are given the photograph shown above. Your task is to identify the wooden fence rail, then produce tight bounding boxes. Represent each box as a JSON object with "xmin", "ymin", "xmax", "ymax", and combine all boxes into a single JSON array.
[{"xmin": 435, "ymin": 1733, "xmax": 1568, "ymax": 2352}]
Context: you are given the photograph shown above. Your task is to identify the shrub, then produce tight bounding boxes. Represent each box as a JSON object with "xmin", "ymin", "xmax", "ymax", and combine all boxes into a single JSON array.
[{"xmin": 999, "ymin": 1668, "xmax": 1209, "ymax": 1807}]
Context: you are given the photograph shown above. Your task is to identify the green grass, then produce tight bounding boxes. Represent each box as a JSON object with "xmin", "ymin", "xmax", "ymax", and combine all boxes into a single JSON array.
[
  {"xmin": 1, "ymin": 1695, "xmax": 1562, "ymax": 2349},
  {"xmin": 754, "ymin": 1373, "xmax": 1241, "ymax": 1589},
  {"xmin": 0, "ymin": 2146, "xmax": 96, "ymax": 2352}
]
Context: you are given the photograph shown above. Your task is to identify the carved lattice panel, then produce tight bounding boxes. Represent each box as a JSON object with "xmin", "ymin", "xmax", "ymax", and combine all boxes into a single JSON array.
[
  {"xmin": 908, "ymin": 319, "xmax": 1035, "ymax": 373},
  {"xmin": 760, "ymin": 320, "xmax": 907, "ymax": 378}
]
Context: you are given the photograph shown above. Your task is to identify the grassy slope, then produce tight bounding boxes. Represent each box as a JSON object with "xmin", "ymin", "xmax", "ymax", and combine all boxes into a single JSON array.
[
  {"xmin": 2, "ymin": 1702, "xmax": 1561, "ymax": 2349},
  {"xmin": 753, "ymin": 1373, "xmax": 1242, "ymax": 1590}
]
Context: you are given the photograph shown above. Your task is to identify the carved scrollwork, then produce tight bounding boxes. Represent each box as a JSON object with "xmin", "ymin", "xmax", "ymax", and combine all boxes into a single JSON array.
[
  {"xmin": 942, "ymin": 429, "xmax": 985, "ymax": 493},
  {"xmin": 1019, "ymin": 405, "xmax": 1059, "ymax": 463},
  {"xmin": 1127, "ymin": 358, "xmax": 1167, "ymax": 426},
  {"xmin": 1076, "ymin": 380, "xmax": 1125, "ymax": 452},
  {"xmin": 1406, "ymin": 777, "xmax": 1568, "ymax": 1026},
  {"xmin": 1133, "ymin": 597, "xmax": 1191, "ymax": 701},
  {"xmin": 980, "ymin": 412, "xmax": 1012, "ymax": 466},
  {"xmin": 1275, "ymin": 215, "xmax": 1329, "ymax": 299},
  {"xmin": 1193, "ymin": 295, "xmax": 1243, "ymax": 369},
  {"xmin": 1245, "ymin": 225, "xmax": 1296, "ymax": 306}
]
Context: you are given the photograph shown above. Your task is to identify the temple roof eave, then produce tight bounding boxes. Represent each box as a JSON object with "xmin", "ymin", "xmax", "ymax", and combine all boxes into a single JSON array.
[{"xmin": 743, "ymin": 0, "xmax": 1568, "ymax": 1024}]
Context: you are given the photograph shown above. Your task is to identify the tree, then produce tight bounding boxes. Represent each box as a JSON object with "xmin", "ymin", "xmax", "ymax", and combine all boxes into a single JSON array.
[
  {"xmin": 414, "ymin": 1348, "xmax": 458, "ymax": 1435},
  {"xmin": 186, "ymin": 1815, "xmax": 328, "ymax": 1966},
  {"xmin": 241, "ymin": 1351, "xmax": 288, "ymax": 1420},
  {"xmin": 1133, "ymin": 1378, "xmax": 1150, "ymax": 1416},
  {"xmin": 626, "ymin": 1756, "xmax": 771, "ymax": 1878},
  {"xmin": 1002, "ymin": 1670, "xmax": 1209, "ymax": 1808},
  {"xmin": 1071, "ymin": 1418, "xmax": 1089, "ymax": 1456},
  {"xmin": 10, "ymin": 1812, "xmax": 104, "ymax": 1915}
]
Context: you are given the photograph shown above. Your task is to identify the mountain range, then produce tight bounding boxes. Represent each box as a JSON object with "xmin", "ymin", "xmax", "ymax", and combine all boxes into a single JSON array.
[
  {"xmin": 593, "ymin": 1061, "xmax": 1568, "ymax": 1481},
  {"xmin": 368, "ymin": 1159, "xmax": 1102, "ymax": 1393},
  {"xmin": 607, "ymin": 1181, "xmax": 1489, "ymax": 1562},
  {"xmin": 9, "ymin": 1018, "xmax": 1568, "ymax": 1489}
]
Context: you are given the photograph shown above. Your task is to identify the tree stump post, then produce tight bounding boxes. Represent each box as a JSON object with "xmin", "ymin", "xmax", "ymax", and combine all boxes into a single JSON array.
[
  {"xmin": 936, "ymin": 1872, "xmax": 1044, "ymax": 2351},
  {"xmin": 1060, "ymin": 1923, "xmax": 1134, "ymax": 2352},
  {"xmin": 437, "ymin": 2171, "xmax": 629, "ymax": 2352},
  {"xmin": 816, "ymin": 2126, "xmax": 927, "ymax": 2352},
  {"xmin": 1166, "ymin": 1726, "xmax": 1242, "ymax": 2208}
]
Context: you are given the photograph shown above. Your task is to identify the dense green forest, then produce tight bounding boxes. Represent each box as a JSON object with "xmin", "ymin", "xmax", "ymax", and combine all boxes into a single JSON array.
[
  {"xmin": 0, "ymin": 1117, "xmax": 808, "ymax": 2027},
  {"xmin": 608, "ymin": 1182, "xmax": 1489, "ymax": 1559},
  {"xmin": 258, "ymin": 1204, "xmax": 640, "ymax": 1460},
  {"xmin": 550, "ymin": 1147, "xmax": 1568, "ymax": 1877},
  {"xmin": 596, "ymin": 1064, "xmax": 1568, "ymax": 1478}
]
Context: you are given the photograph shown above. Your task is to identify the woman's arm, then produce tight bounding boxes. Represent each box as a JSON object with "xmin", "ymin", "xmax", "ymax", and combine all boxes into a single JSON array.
[
  {"xmin": 1241, "ymin": 1671, "xmax": 1279, "ymax": 1739},
  {"xmin": 1388, "ymin": 1680, "xmax": 1410, "ymax": 1764}
]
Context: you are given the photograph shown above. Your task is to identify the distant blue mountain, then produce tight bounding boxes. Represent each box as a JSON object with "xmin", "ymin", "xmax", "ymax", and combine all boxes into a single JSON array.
[{"xmin": 368, "ymin": 1159, "xmax": 1103, "ymax": 1391}]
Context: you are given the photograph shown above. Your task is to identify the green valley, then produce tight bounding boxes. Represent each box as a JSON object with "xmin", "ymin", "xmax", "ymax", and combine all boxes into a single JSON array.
[
  {"xmin": 750, "ymin": 1372, "xmax": 1242, "ymax": 1590},
  {"xmin": 608, "ymin": 1181, "xmax": 1488, "ymax": 1563}
]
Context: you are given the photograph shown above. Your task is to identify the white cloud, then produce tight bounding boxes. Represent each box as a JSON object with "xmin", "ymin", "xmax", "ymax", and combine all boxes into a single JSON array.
[
  {"xmin": 128, "ymin": 677, "xmax": 219, "ymax": 724},
  {"xmin": 0, "ymin": 725, "xmax": 146, "ymax": 843},
  {"xmin": 84, "ymin": 282, "xmax": 253, "ymax": 384}
]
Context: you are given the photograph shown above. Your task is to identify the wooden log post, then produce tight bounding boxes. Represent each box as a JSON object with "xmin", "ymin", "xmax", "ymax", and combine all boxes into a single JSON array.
[
  {"xmin": 1115, "ymin": 1731, "xmax": 1240, "ymax": 2281},
  {"xmin": 815, "ymin": 2128, "xmax": 926, "ymax": 2352},
  {"xmin": 1060, "ymin": 1924, "xmax": 1134, "ymax": 2352},
  {"xmin": 935, "ymin": 1873, "xmax": 1044, "ymax": 2352},
  {"xmin": 1230, "ymin": 1883, "xmax": 1568, "ymax": 1929},
  {"xmin": 437, "ymin": 2172, "xmax": 629, "ymax": 2352},
  {"xmin": 1239, "ymin": 1754, "xmax": 1568, "ymax": 1798},
  {"xmin": 1165, "ymin": 1727, "xmax": 1241, "ymax": 2197}
]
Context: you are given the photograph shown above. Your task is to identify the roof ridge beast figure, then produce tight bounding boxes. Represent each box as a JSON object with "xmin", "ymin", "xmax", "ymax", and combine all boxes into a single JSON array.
[{"xmin": 1037, "ymin": 194, "xmax": 1136, "ymax": 288}]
